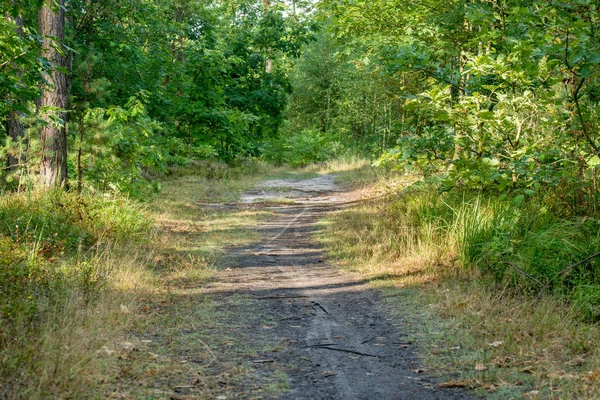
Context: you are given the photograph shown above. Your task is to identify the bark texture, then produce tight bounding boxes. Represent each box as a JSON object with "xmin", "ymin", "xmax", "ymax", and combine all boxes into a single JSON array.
[
  {"xmin": 39, "ymin": 0, "xmax": 68, "ymax": 188},
  {"xmin": 6, "ymin": 112, "xmax": 26, "ymax": 168}
]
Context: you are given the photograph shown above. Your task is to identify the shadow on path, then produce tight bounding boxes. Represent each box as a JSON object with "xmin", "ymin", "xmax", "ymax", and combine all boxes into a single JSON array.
[{"xmin": 205, "ymin": 179, "xmax": 477, "ymax": 399}]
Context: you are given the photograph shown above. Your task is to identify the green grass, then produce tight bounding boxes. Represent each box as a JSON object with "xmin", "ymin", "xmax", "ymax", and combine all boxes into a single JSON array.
[{"xmin": 0, "ymin": 189, "xmax": 153, "ymax": 398}]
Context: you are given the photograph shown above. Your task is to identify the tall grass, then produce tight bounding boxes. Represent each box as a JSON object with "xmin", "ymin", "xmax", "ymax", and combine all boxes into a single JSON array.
[
  {"xmin": 0, "ymin": 190, "xmax": 153, "ymax": 398},
  {"xmin": 324, "ymin": 183, "xmax": 600, "ymax": 320}
]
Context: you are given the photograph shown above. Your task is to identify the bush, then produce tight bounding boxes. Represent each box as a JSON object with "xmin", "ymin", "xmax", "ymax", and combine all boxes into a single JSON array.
[
  {"xmin": 169, "ymin": 157, "xmax": 269, "ymax": 180},
  {"xmin": 262, "ymin": 129, "xmax": 344, "ymax": 167},
  {"xmin": 0, "ymin": 190, "xmax": 151, "ymax": 330}
]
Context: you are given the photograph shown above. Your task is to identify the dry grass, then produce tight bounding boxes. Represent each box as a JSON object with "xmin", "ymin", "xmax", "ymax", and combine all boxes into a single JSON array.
[
  {"xmin": 0, "ymin": 189, "xmax": 156, "ymax": 399},
  {"xmin": 0, "ymin": 164, "xmax": 280, "ymax": 399},
  {"xmin": 318, "ymin": 167, "xmax": 600, "ymax": 399},
  {"xmin": 0, "ymin": 250, "xmax": 158, "ymax": 399},
  {"xmin": 151, "ymin": 174, "xmax": 274, "ymax": 282},
  {"xmin": 95, "ymin": 169, "xmax": 284, "ymax": 397},
  {"xmin": 426, "ymin": 280, "xmax": 600, "ymax": 398}
]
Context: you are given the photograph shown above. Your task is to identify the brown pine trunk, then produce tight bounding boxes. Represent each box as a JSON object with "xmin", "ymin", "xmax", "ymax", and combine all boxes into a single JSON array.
[
  {"xmin": 39, "ymin": 0, "xmax": 68, "ymax": 188},
  {"xmin": 5, "ymin": 11, "xmax": 27, "ymax": 170}
]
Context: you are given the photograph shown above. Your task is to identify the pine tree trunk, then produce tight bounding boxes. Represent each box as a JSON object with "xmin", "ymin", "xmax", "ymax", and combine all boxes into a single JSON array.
[
  {"xmin": 263, "ymin": 0, "xmax": 273, "ymax": 73},
  {"xmin": 6, "ymin": 112, "xmax": 26, "ymax": 168},
  {"xmin": 39, "ymin": 0, "xmax": 68, "ymax": 188}
]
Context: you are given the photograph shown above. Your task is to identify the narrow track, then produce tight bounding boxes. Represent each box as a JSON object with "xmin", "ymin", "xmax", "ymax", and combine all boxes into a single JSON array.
[{"xmin": 208, "ymin": 175, "xmax": 475, "ymax": 399}]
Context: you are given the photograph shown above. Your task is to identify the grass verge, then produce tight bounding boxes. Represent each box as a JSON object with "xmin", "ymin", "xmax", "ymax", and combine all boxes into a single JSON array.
[
  {"xmin": 100, "ymin": 164, "xmax": 287, "ymax": 398},
  {"xmin": 0, "ymin": 160, "xmax": 281, "ymax": 398},
  {"xmin": 0, "ymin": 190, "xmax": 154, "ymax": 398}
]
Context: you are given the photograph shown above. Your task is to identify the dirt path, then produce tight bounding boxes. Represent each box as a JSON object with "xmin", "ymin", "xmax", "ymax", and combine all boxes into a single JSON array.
[{"xmin": 204, "ymin": 175, "xmax": 475, "ymax": 399}]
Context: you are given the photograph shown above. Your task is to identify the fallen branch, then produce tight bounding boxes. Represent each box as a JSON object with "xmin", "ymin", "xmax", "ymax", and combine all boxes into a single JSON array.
[
  {"xmin": 496, "ymin": 261, "xmax": 544, "ymax": 287},
  {"xmin": 312, "ymin": 302, "xmax": 328, "ymax": 314},
  {"xmin": 255, "ymin": 295, "xmax": 309, "ymax": 300},
  {"xmin": 280, "ymin": 316, "xmax": 303, "ymax": 321},
  {"xmin": 308, "ymin": 344, "xmax": 382, "ymax": 358}
]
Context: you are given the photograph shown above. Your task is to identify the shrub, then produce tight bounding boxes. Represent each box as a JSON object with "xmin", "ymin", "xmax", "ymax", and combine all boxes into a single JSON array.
[
  {"xmin": 262, "ymin": 129, "xmax": 344, "ymax": 167},
  {"xmin": 0, "ymin": 190, "xmax": 150, "ymax": 331}
]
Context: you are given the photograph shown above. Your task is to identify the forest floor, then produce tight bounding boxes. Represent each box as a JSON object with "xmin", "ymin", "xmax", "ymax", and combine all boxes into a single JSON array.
[{"xmin": 107, "ymin": 170, "xmax": 476, "ymax": 399}]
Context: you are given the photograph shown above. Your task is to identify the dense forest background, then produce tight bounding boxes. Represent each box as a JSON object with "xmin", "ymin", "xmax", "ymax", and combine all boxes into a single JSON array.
[
  {"xmin": 1, "ymin": 0, "xmax": 316, "ymax": 195},
  {"xmin": 3, "ymin": 0, "xmax": 600, "ymax": 322},
  {"xmin": 2, "ymin": 0, "xmax": 600, "ymax": 396},
  {"xmin": 3, "ymin": 0, "xmax": 600, "ymax": 201}
]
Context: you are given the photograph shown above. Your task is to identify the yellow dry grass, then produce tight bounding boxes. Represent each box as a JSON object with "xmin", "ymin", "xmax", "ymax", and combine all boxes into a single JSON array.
[{"xmin": 0, "ymin": 166, "xmax": 277, "ymax": 399}]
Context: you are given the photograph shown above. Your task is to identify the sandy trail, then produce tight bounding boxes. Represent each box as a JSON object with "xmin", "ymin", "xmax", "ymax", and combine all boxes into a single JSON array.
[{"xmin": 207, "ymin": 175, "xmax": 475, "ymax": 399}]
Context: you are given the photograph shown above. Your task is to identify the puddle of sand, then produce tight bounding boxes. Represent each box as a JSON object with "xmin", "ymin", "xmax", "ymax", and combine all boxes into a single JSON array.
[{"xmin": 240, "ymin": 175, "xmax": 342, "ymax": 204}]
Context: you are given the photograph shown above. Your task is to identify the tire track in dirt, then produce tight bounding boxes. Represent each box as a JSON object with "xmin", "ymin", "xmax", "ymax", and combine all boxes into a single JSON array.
[{"xmin": 208, "ymin": 175, "xmax": 476, "ymax": 399}]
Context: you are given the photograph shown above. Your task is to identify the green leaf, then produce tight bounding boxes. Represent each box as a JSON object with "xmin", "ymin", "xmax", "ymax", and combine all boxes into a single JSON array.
[
  {"xmin": 512, "ymin": 195, "xmax": 525, "ymax": 207},
  {"xmin": 588, "ymin": 156, "xmax": 600, "ymax": 167},
  {"xmin": 477, "ymin": 111, "xmax": 495, "ymax": 120}
]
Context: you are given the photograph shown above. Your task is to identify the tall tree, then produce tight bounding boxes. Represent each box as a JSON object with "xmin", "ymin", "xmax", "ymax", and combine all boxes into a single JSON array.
[
  {"xmin": 38, "ymin": 0, "xmax": 68, "ymax": 188},
  {"xmin": 263, "ymin": 0, "xmax": 273, "ymax": 73}
]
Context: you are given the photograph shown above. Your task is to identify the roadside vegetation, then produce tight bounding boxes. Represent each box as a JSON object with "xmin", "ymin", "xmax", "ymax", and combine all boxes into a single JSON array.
[
  {"xmin": 319, "ymin": 166, "xmax": 600, "ymax": 398},
  {"xmin": 285, "ymin": 1, "xmax": 600, "ymax": 396},
  {"xmin": 0, "ymin": 160, "xmax": 281, "ymax": 398},
  {"xmin": 0, "ymin": 189, "xmax": 153, "ymax": 397}
]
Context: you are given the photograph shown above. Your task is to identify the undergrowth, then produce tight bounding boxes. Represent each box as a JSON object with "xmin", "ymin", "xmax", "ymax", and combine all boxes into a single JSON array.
[
  {"xmin": 320, "ymin": 172, "xmax": 600, "ymax": 398},
  {"xmin": 0, "ymin": 190, "xmax": 152, "ymax": 398}
]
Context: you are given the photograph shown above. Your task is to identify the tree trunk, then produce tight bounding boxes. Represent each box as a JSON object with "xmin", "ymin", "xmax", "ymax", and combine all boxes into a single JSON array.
[
  {"xmin": 263, "ymin": 0, "xmax": 273, "ymax": 73},
  {"xmin": 39, "ymin": 0, "xmax": 68, "ymax": 188},
  {"xmin": 5, "ymin": 11, "xmax": 27, "ymax": 170}
]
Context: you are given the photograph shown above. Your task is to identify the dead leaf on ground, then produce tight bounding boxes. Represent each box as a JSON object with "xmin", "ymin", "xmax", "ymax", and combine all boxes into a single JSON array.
[
  {"xmin": 492, "ymin": 355, "xmax": 513, "ymax": 367},
  {"xmin": 122, "ymin": 342, "xmax": 137, "ymax": 351},
  {"xmin": 475, "ymin": 363, "xmax": 488, "ymax": 371}
]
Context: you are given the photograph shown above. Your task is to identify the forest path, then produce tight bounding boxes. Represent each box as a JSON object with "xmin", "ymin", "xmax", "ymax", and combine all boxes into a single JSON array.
[{"xmin": 201, "ymin": 174, "xmax": 475, "ymax": 399}]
